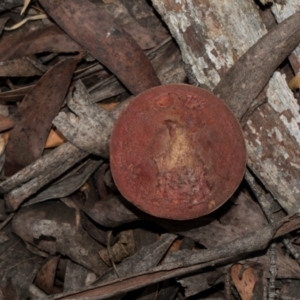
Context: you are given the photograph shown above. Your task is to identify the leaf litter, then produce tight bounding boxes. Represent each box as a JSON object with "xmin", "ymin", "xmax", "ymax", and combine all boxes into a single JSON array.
[{"xmin": 0, "ymin": 1, "xmax": 300, "ymax": 300}]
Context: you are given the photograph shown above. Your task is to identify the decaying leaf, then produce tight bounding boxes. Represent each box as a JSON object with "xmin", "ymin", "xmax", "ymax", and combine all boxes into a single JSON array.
[
  {"xmin": 39, "ymin": 0, "xmax": 160, "ymax": 95},
  {"xmin": 231, "ymin": 264, "xmax": 257, "ymax": 300},
  {"xmin": 5, "ymin": 56, "xmax": 80, "ymax": 175},
  {"xmin": 35, "ymin": 256, "xmax": 60, "ymax": 295},
  {"xmin": 0, "ymin": 0, "xmax": 23, "ymax": 13},
  {"xmin": 167, "ymin": 192, "xmax": 269, "ymax": 247},
  {"xmin": 0, "ymin": 25, "xmax": 83, "ymax": 61},
  {"xmin": 97, "ymin": 233, "xmax": 177, "ymax": 284},
  {"xmin": 99, "ymin": 229, "xmax": 135, "ymax": 266},
  {"xmin": 81, "ymin": 213, "xmax": 117, "ymax": 246},
  {"xmin": 64, "ymin": 260, "xmax": 96, "ymax": 293},
  {"xmin": 0, "ymin": 18, "xmax": 9, "ymax": 36},
  {"xmin": 247, "ymin": 247, "xmax": 300, "ymax": 279},
  {"xmin": 102, "ymin": 0, "xmax": 169, "ymax": 50},
  {"xmin": 2, "ymin": 2, "xmax": 300, "ymax": 299},
  {"xmin": 83, "ymin": 195, "xmax": 139, "ymax": 228},
  {"xmin": 0, "ymin": 225, "xmax": 44, "ymax": 300},
  {"xmin": 0, "ymin": 57, "xmax": 47, "ymax": 77},
  {"xmin": 12, "ymin": 201, "xmax": 109, "ymax": 276},
  {"xmin": 178, "ymin": 268, "xmax": 224, "ymax": 298}
]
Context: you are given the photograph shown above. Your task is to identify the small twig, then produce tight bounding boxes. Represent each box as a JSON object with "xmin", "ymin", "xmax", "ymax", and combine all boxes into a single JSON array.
[
  {"xmin": 21, "ymin": 0, "xmax": 31, "ymax": 15},
  {"xmin": 4, "ymin": 14, "xmax": 48, "ymax": 31},
  {"xmin": 4, "ymin": 145, "xmax": 88, "ymax": 211},
  {"xmin": 245, "ymin": 169, "xmax": 274, "ymax": 223},
  {"xmin": 0, "ymin": 240, "xmax": 20, "ymax": 259},
  {"xmin": 0, "ymin": 212, "xmax": 15, "ymax": 231},
  {"xmin": 5, "ymin": 79, "xmax": 15, "ymax": 90},
  {"xmin": 3, "ymin": 256, "xmax": 39, "ymax": 274},
  {"xmin": 145, "ymin": 37, "xmax": 172, "ymax": 56},
  {"xmin": 282, "ymin": 239, "xmax": 300, "ymax": 265},
  {"xmin": 224, "ymin": 271, "xmax": 232, "ymax": 300},
  {"xmin": 268, "ymin": 242, "xmax": 277, "ymax": 300},
  {"xmin": 240, "ymin": 96, "xmax": 268, "ymax": 127}
]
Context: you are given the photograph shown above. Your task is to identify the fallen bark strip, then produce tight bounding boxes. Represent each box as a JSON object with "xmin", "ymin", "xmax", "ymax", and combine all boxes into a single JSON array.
[
  {"xmin": 23, "ymin": 158, "xmax": 103, "ymax": 207},
  {"xmin": 47, "ymin": 213, "xmax": 300, "ymax": 300},
  {"xmin": 0, "ymin": 142, "xmax": 86, "ymax": 193},
  {"xmin": 213, "ymin": 10, "xmax": 300, "ymax": 120},
  {"xmin": 53, "ymin": 81, "xmax": 115, "ymax": 157},
  {"xmin": 4, "ymin": 144, "xmax": 88, "ymax": 211}
]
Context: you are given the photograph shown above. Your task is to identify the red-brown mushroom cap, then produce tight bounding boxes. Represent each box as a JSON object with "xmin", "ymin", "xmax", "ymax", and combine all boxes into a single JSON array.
[{"xmin": 110, "ymin": 84, "xmax": 247, "ymax": 220}]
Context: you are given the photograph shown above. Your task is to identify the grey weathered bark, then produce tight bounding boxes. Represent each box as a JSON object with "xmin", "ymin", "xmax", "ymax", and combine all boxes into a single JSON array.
[{"xmin": 151, "ymin": 0, "xmax": 300, "ymax": 214}]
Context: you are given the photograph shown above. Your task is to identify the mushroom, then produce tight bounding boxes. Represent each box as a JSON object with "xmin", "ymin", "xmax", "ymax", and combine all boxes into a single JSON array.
[{"xmin": 110, "ymin": 84, "xmax": 246, "ymax": 220}]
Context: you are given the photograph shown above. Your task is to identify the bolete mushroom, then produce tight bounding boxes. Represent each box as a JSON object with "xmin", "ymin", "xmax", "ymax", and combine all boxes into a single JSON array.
[{"xmin": 110, "ymin": 84, "xmax": 246, "ymax": 220}]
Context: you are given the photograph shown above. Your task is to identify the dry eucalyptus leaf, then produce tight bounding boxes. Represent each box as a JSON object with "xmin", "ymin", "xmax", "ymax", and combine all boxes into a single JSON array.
[
  {"xmin": 0, "ymin": 57, "xmax": 47, "ymax": 77},
  {"xmin": 5, "ymin": 56, "xmax": 80, "ymax": 176},
  {"xmin": 103, "ymin": 0, "xmax": 169, "ymax": 50},
  {"xmin": 231, "ymin": 264, "xmax": 257, "ymax": 300},
  {"xmin": 0, "ymin": 18, "xmax": 9, "ymax": 36},
  {"xmin": 39, "ymin": 0, "xmax": 160, "ymax": 95},
  {"xmin": 64, "ymin": 260, "xmax": 96, "ymax": 293},
  {"xmin": 0, "ymin": 25, "xmax": 83, "ymax": 61},
  {"xmin": 178, "ymin": 269, "xmax": 224, "ymax": 297},
  {"xmin": 83, "ymin": 195, "xmax": 140, "ymax": 228},
  {"xmin": 45, "ymin": 129, "xmax": 65, "ymax": 148},
  {"xmin": 172, "ymin": 192, "xmax": 268, "ymax": 247},
  {"xmin": 34, "ymin": 256, "xmax": 60, "ymax": 295},
  {"xmin": 0, "ymin": 225, "xmax": 44, "ymax": 300},
  {"xmin": 0, "ymin": 85, "xmax": 32, "ymax": 103}
]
